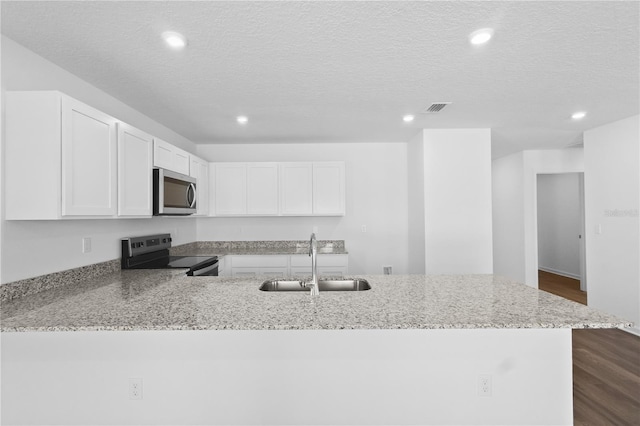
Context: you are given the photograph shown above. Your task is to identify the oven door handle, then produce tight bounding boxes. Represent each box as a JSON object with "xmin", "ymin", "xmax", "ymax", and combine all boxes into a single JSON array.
[
  {"xmin": 186, "ymin": 183, "xmax": 197, "ymax": 208},
  {"xmin": 189, "ymin": 260, "xmax": 219, "ymax": 276}
]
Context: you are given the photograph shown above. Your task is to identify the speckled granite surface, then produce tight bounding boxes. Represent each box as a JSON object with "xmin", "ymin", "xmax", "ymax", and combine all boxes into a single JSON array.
[
  {"xmin": 170, "ymin": 240, "xmax": 347, "ymax": 256},
  {"xmin": 1, "ymin": 273, "xmax": 631, "ymax": 332},
  {"xmin": 0, "ymin": 259, "xmax": 120, "ymax": 303}
]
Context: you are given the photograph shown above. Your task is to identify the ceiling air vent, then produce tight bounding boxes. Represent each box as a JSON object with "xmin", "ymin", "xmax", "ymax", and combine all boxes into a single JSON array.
[{"xmin": 425, "ymin": 102, "xmax": 452, "ymax": 113}]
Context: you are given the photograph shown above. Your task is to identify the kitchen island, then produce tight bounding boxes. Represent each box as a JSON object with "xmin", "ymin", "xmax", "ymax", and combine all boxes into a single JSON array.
[{"xmin": 1, "ymin": 271, "xmax": 631, "ymax": 425}]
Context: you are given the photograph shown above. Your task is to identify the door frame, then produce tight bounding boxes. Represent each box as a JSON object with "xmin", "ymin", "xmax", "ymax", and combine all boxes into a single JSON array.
[{"xmin": 533, "ymin": 171, "xmax": 586, "ymax": 292}]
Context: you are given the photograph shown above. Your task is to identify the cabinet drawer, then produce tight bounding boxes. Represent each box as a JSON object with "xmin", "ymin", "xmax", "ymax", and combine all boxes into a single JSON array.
[
  {"xmin": 290, "ymin": 267, "xmax": 311, "ymax": 276},
  {"xmin": 318, "ymin": 267, "xmax": 348, "ymax": 276},
  {"xmin": 291, "ymin": 254, "xmax": 348, "ymax": 267},
  {"xmin": 230, "ymin": 255, "xmax": 289, "ymax": 268},
  {"xmin": 231, "ymin": 267, "xmax": 287, "ymax": 278},
  {"xmin": 290, "ymin": 266, "xmax": 347, "ymax": 277}
]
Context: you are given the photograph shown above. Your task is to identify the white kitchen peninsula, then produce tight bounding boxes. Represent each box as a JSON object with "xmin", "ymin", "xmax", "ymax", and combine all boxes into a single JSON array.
[{"xmin": 1, "ymin": 272, "xmax": 631, "ymax": 426}]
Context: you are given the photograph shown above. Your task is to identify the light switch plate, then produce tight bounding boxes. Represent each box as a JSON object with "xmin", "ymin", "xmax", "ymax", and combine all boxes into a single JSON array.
[{"xmin": 82, "ymin": 237, "xmax": 92, "ymax": 253}]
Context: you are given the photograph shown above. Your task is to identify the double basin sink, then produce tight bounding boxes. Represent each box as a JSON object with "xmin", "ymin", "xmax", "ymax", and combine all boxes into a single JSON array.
[{"xmin": 259, "ymin": 278, "xmax": 371, "ymax": 292}]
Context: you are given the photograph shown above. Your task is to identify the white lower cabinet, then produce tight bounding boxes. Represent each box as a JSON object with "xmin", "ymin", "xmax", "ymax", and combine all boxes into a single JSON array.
[
  {"xmin": 228, "ymin": 255, "xmax": 289, "ymax": 277},
  {"xmin": 289, "ymin": 254, "xmax": 349, "ymax": 276},
  {"xmin": 224, "ymin": 254, "xmax": 348, "ymax": 277}
]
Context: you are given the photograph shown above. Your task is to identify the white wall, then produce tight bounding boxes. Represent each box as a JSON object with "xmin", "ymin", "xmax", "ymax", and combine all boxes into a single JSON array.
[
  {"xmin": 422, "ymin": 129, "xmax": 493, "ymax": 274},
  {"xmin": 2, "ymin": 328, "xmax": 573, "ymax": 426},
  {"xmin": 1, "ymin": 36, "xmax": 198, "ymax": 283},
  {"xmin": 584, "ymin": 115, "xmax": 640, "ymax": 335},
  {"xmin": 492, "ymin": 149, "xmax": 584, "ymax": 287},
  {"xmin": 196, "ymin": 142, "xmax": 409, "ymax": 276},
  {"xmin": 537, "ymin": 173, "xmax": 581, "ymax": 279},
  {"xmin": 492, "ymin": 152, "xmax": 526, "ymax": 283},
  {"xmin": 407, "ymin": 131, "xmax": 426, "ymax": 274}
]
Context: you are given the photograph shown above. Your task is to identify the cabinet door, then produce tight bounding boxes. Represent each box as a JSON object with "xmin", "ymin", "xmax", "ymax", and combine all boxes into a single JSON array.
[
  {"xmin": 117, "ymin": 123, "xmax": 153, "ymax": 217},
  {"xmin": 5, "ymin": 91, "xmax": 62, "ymax": 220},
  {"xmin": 153, "ymin": 138, "xmax": 174, "ymax": 170},
  {"xmin": 313, "ymin": 162, "xmax": 345, "ymax": 216},
  {"xmin": 214, "ymin": 163, "xmax": 247, "ymax": 215},
  {"xmin": 232, "ymin": 268, "xmax": 288, "ymax": 278},
  {"xmin": 153, "ymin": 138, "xmax": 190, "ymax": 175},
  {"xmin": 190, "ymin": 156, "xmax": 209, "ymax": 216},
  {"xmin": 173, "ymin": 147, "xmax": 191, "ymax": 175},
  {"xmin": 247, "ymin": 163, "xmax": 279, "ymax": 215},
  {"xmin": 317, "ymin": 267, "xmax": 348, "ymax": 276},
  {"xmin": 196, "ymin": 159, "xmax": 209, "ymax": 216},
  {"xmin": 229, "ymin": 255, "xmax": 288, "ymax": 277},
  {"xmin": 61, "ymin": 96, "xmax": 117, "ymax": 216},
  {"xmin": 279, "ymin": 163, "xmax": 313, "ymax": 215}
]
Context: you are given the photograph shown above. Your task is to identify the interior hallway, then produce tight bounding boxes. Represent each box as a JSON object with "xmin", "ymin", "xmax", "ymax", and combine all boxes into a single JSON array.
[{"xmin": 539, "ymin": 270, "xmax": 587, "ymax": 305}]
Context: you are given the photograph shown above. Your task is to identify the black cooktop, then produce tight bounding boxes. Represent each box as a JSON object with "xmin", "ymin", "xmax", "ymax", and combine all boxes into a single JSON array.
[{"xmin": 121, "ymin": 234, "xmax": 217, "ymax": 273}]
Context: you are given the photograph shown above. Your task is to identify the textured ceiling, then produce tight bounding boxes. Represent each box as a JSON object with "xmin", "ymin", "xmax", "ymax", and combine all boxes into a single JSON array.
[{"xmin": 1, "ymin": 1, "xmax": 638, "ymax": 158}]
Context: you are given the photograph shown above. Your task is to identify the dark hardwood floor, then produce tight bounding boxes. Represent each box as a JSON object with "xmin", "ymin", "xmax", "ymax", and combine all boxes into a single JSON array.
[
  {"xmin": 537, "ymin": 270, "xmax": 639, "ymax": 424},
  {"xmin": 573, "ymin": 329, "xmax": 640, "ymax": 425},
  {"xmin": 539, "ymin": 269, "xmax": 587, "ymax": 305}
]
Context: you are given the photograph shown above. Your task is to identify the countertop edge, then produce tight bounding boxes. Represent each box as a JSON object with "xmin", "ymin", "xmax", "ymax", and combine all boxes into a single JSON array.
[{"xmin": 2, "ymin": 322, "xmax": 633, "ymax": 333}]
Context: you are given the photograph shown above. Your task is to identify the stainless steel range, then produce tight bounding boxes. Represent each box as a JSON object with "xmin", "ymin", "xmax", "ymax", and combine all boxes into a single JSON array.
[{"xmin": 121, "ymin": 234, "xmax": 218, "ymax": 276}]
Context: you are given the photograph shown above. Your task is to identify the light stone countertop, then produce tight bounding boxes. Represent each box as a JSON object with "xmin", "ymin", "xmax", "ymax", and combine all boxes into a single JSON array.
[
  {"xmin": 169, "ymin": 240, "xmax": 348, "ymax": 257},
  {"xmin": 0, "ymin": 271, "xmax": 631, "ymax": 332}
]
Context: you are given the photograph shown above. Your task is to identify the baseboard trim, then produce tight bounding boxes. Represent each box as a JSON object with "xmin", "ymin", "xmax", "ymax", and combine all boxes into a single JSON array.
[
  {"xmin": 622, "ymin": 326, "xmax": 640, "ymax": 337},
  {"xmin": 538, "ymin": 266, "xmax": 581, "ymax": 281}
]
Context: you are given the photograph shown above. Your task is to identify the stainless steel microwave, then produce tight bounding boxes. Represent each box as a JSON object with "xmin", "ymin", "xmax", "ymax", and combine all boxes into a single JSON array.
[{"xmin": 153, "ymin": 168, "xmax": 197, "ymax": 215}]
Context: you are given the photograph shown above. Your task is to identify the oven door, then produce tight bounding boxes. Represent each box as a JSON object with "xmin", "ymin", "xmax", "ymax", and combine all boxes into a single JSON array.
[
  {"xmin": 153, "ymin": 168, "xmax": 197, "ymax": 215},
  {"xmin": 188, "ymin": 260, "xmax": 219, "ymax": 276}
]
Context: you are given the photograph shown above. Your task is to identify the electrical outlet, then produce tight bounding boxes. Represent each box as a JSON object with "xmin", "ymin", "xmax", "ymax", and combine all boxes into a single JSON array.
[
  {"xmin": 82, "ymin": 237, "xmax": 92, "ymax": 253},
  {"xmin": 478, "ymin": 374, "xmax": 492, "ymax": 397},
  {"xmin": 129, "ymin": 378, "xmax": 143, "ymax": 400},
  {"xmin": 361, "ymin": 225, "xmax": 367, "ymax": 233},
  {"xmin": 383, "ymin": 266, "xmax": 392, "ymax": 275}
]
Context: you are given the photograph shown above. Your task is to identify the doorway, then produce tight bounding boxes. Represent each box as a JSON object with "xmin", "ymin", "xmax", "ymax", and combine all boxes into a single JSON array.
[{"xmin": 536, "ymin": 173, "xmax": 587, "ymax": 305}]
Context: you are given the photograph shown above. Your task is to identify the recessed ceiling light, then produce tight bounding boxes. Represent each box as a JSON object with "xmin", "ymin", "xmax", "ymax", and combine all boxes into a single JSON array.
[
  {"xmin": 403, "ymin": 115, "xmax": 415, "ymax": 123},
  {"xmin": 571, "ymin": 111, "xmax": 587, "ymax": 120},
  {"xmin": 162, "ymin": 31, "xmax": 187, "ymax": 50},
  {"xmin": 237, "ymin": 116, "xmax": 248, "ymax": 124},
  {"xmin": 469, "ymin": 28, "xmax": 494, "ymax": 45}
]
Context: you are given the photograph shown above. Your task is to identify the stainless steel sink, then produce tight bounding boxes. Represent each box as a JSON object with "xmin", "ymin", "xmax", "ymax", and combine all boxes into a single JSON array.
[{"xmin": 259, "ymin": 279, "xmax": 371, "ymax": 292}]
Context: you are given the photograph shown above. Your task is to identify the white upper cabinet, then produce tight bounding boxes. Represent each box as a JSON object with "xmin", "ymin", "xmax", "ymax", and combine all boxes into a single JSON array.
[
  {"xmin": 5, "ymin": 91, "xmax": 118, "ymax": 219},
  {"xmin": 312, "ymin": 162, "xmax": 345, "ymax": 216},
  {"xmin": 209, "ymin": 161, "xmax": 345, "ymax": 217},
  {"xmin": 279, "ymin": 163, "xmax": 313, "ymax": 215},
  {"xmin": 213, "ymin": 163, "xmax": 247, "ymax": 215},
  {"xmin": 247, "ymin": 163, "xmax": 279, "ymax": 215},
  {"xmin": 153, "ymin": 138, "xmax": 190, "ymax": 175},
  {"xmin": 190, "ymin": 155, "xmax": 209, "ymax": 216},
  {"xmin": 212, "ymin": 163, "xmax": 280, "ymax": 216},
  {"xmin": 117, "ymin": 123, "xmax": 153, "ymax": 217}
]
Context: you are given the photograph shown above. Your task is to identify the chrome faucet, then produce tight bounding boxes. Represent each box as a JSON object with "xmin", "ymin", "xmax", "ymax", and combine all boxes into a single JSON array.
[{"xmin": 304, "ymin": 233, "xmax": 320, "ymax": 296}]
